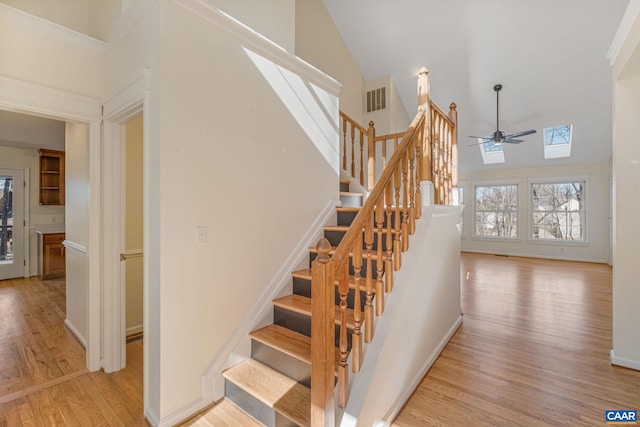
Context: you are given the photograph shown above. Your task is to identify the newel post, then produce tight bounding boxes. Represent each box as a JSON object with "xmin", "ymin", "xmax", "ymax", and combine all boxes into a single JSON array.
[
  {"xmin": 367, "ymin": 121, "xmax": 376, "ymax": 191},
  {"xmin": 449, "ymin": 103, "xmax": 458, "ymax": 189},
  {"xmin": 417, "ymin": 67, "xmax": 432, "ymax": 182},
  {"xmin": 311, "ymin": 238, "xmax": 335, "ymax": 427}
]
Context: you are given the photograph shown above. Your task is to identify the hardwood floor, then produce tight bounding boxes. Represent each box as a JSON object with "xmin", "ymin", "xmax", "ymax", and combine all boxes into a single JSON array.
[
  {"xmin": 0, "ymin": 276, "xmax": 144, "ymax": 426},
  {"xmin": 393, "ymin": 253, "xmax": 640, "ymax": 427},
  {"xmin": 3, "ymin": 255, "xmax": 637, "ymax": 426}
]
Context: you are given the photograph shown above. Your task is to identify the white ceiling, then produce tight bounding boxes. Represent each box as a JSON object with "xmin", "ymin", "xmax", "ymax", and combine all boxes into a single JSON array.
[
  {"xmin": 0, "ymin": 109, "xmax": 65, "ymax": 152},
  {"xmin": 323, "ymin": 0, "xmax": 629, "ymax": 173}
]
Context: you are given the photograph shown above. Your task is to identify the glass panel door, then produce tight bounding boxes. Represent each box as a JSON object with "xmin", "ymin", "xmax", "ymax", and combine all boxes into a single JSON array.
[{"xmin": 0, "ymin": 169, "xmax": 24, "ymax": 280}]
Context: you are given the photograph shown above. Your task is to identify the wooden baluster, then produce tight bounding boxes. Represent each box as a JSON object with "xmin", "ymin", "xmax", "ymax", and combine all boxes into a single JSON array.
[
  {"xmin": 342, "ymin": 117, "xmax": 347, "ymax": 172},
  {"xmin": 364, "ymin": 216, "xmax": 375, "ymax": 343},
  {"xmin": 449, "ymin": 103, "xmax": 458, "ymax": 198},
  {"xmin": 393, "ymin": 167, "xmax": 402, "ymax": 271},
  {"xmin": 367, "ymin": 121, "xmax": 376, "ymax": 191},
  {"xmin": 408, "ymin": 138, "xmax": 416, "ymax": 235},
  {"xmin": 440, "ymin": 116, "xmax": 446, "ymax": 204},
  {"xmin": 350, "ymin": 124, "xmax": 356, "ymax": 180},
  {"xmin": 311, "ymin": 238, "xmax": 336, "ymax": 426},
  {"xmin": 385, "ymin": 181, "xmax": 394, "ymax": 293},
  {"xmin": 359, "ymin": 131, "xmax": 365, "ymax": 186},
  {"xmin": 415, "ymin": 119, "xmax": 423, "ymax": 220},
  {"xmin": 375, "ymin": 197, "xmax": 385, "ymax": 316},
  {"xmin": 401, "ymin": 150, "xmax": 410, "ymax": 252},
  {"xmin": 351, "ymin": 234, "xmax": 363, "ymax": 373},
  {"xmin": 337, "ymin": 259, "xmax": 349, "ymax": 408},
  {"xmin": 382, "ymin": 138, "xmax": 387, "ymax": 173}
]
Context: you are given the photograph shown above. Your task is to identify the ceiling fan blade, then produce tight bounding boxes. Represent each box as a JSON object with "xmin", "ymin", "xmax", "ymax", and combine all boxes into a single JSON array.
[
  {"xmin": 468, "ymin": 135, "xmax": 493, "ymax": 140},
  {"xmin": 502, "ymin": 138, "xmax": 524, "ymax": 144},
  {"xmin": 504, "ymin": 129, "xmax": 536, "ymax": 139},
  {"xmin": 468, "ymin": 138, "xmax": 498, "ymax": 147}
]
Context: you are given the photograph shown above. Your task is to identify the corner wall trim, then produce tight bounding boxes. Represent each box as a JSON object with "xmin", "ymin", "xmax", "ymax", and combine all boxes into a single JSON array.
[
  {"xmin": 610, "ymin": 349, "xmax": 640, "ymax": 371},
  {"xmin": 62, "ymin": 240, "xmax": 88, "ymax": 254}
]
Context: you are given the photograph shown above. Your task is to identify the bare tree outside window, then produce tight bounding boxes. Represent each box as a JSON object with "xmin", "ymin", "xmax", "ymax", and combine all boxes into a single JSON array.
[
  {"xmin": 531, "ymin": 182, "xmax": 584, "ymax": 241},
  {"xmin": 474, "ymin": 185, "xmax": 518, "ymax": 238}
]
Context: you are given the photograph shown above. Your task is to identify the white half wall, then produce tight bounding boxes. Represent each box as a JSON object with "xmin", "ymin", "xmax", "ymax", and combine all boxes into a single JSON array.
[
  {"xmin": 459, "ymin": 162, "xmax": 611, "ymax": 263},
  {"xmin": 342, "ymin": 205, "xmax": 463, "ymax": 427}
]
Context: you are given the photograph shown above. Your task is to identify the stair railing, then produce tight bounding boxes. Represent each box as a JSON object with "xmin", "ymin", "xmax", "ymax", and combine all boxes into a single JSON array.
[
  {"xmin": 339, "ymin": 71, "xmax": 457, "ymax": 197},
  {"xmin": 311, "ymin": 68, "xmax": 456, "ymax": 427}
]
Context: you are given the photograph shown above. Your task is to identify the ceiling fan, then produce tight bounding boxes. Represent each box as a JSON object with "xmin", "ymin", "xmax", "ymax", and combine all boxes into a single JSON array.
[{"xmin": 469, "ymin": 84, "xmax": 536, "ymax": 145}]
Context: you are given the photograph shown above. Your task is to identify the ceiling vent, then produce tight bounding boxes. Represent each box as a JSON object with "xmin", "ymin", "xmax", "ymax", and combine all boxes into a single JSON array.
[{"xmin": 366, "ymin": 87, "xmax": 386, "ymax": 113}]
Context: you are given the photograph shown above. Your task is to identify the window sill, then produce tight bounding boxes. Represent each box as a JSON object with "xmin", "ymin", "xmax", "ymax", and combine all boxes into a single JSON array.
[
  {"xmin": 527, "ymin": 239, "xmax": 589, "ymax": 247},
  {"xmin": 471, "ymin": 236, "xmax": 521, "ymax": 243}
]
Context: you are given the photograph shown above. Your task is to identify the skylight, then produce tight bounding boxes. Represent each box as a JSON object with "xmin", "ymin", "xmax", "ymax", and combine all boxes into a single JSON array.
[
  {"xmin": 478, "ymin": 138, "xmax": 505, "ymax": 164},
  {"xmin": 543, "ymin": 125, "xmax": 572, "ymax": 159}
]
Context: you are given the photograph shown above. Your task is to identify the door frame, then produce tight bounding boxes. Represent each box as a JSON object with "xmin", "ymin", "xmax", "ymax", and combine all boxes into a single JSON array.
[
  {"xmin": 0, "ymin": 75, "xmax": 103, "ymax": 372},
  {"xmin": 102, "ymin": 74, "xmax": 147, "ymax": 372}
]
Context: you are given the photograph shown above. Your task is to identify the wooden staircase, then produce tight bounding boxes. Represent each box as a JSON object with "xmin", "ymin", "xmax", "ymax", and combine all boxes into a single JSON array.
[
  {"xmin": 183, "ymin": 180, "xmax": 369, "ymax": 426},
  {"xmin": 182, "ymin": 69, "xmax": 458, "ymax": 427}
]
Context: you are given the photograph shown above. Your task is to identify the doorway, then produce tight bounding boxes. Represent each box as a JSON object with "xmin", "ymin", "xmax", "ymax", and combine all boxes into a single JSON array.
[
  {"xmin": 123, "ymin": 115, "xmax": 144, "ymax": 346},
  {"xmin": 0, "ymin": 168, "xmax": 25, "ymax": 280}
]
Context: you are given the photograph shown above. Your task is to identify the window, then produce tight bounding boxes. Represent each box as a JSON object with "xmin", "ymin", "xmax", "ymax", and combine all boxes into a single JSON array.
[
  {"xmin": 531, "ymin": 181, "xmax": 585, "ymax": 241},
  {"xmin": 478, "ymin": 139, "xmax": 505, "ymax": 165},
  {"xmin": 474, "ymin": 185, "xmax": 518, "ymax": 238}
]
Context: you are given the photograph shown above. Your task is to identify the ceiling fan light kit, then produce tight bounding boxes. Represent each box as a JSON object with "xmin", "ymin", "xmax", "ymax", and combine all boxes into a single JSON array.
[{"xmin": 469, "ymin": 83, "xmax": 536, "ymax": 146}]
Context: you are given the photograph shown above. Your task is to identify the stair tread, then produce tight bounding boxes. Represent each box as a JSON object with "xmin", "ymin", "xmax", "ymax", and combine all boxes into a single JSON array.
[
  {"xmin": 324, "ymin": 225, "xmax": 397, "ymax": 233},
  {"xmin": 292, "ymin": 268, "xmax": 375, "ymax": 293},
  {"xmin": 339, "ymin": 179, "xmax": 351, "ymax": 185},
  {"xmin": 185, "ymin": 398, "xmax": 263, "ymax": 426},
  {"xmin": 250, "ymin": 324, "xmax": 342, "ymax": 373},
  {"xmin": 223, "ymin": 359, "xmax": 310, "ymax": 427},
  {"xmin": 272, "ymin": 294, "xmax": 356, "ymax": 330},
  {"xmin": 335, "ymin": 206, "xmax": 361, "ymax": 212}
]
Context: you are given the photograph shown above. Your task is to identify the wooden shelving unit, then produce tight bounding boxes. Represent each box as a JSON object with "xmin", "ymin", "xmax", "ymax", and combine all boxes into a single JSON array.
[{"xmin": 39, "ymin": 149, "xmax": 65, "ymax": 205}]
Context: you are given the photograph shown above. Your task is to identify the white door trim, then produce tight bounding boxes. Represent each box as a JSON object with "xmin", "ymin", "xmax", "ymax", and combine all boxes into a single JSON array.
[
  {"xmin": 102, "ymin": 74, "xmax": 146, "ymax": 374},
  {"xmin": 0, "ymin": 76, "xmax": 102, "ymax": 372},
  {"xmin": 0, "ymin": 168, "xmax": 25, "ymax": 280}
]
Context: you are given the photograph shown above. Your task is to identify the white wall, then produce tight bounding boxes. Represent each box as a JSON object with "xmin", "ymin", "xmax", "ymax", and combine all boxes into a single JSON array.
[
  {"xmin": 611, "ymin": 0, "xmax": 640, "ymax": 369},
  {"xmin": 64, "ymin": 122, "xmax": 90, "ymax": 343},
  {"xmin": 146, "ymin": 0, "xmax": 339, "ymax": 419},
  {"xmin": 211, "ymin": 0, "xmax": 295, "ymax": 53},
  {"xmin": 125, "ymin": 115, "xmax": 143, "ymax": 336},
  {"xmin": 459, "ymin": 162, "xmax": 611, "ymax": 263},
  {"xmin": 0, "ymin": 145, "xmax": 65, "ymax": 275},
  {"xmin": 0, "ymin": 2, "xmax": 105, "ymax": 99},
  {"xmin": 343, "ymin": 205, "xmax": 462, "ymax": 426},
  {"xmin": 295, "ymin": 0, "xmax": 364, "ymax": 122}
]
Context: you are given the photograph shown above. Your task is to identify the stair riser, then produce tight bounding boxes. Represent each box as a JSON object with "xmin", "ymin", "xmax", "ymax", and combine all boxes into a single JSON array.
[
  {"xmin": 340, "ymin": 194, "xmax": 363, "ymax": 208},
  {"xmin": 340, "ymin": 182, "xmax": 350, "ymax": 192},
  {"xmin": 337, "ymin": 211, "xmax": 399, "ymax": 227},
  {"xmin": 293, "ymin": 276, "xmax": 367, "ymax": 310},
  {"xmin": 309, "ymin": 252, "xmax": 382, "ymax": 277},
  {"xmin": 274, "ymin": 306, "xmax": 352, "ymax": 350},
  {"xmin": 324, "ymin": 230, "xmax": 392, "ymax": 252},
  {"xmin": 251, "ymin": 340, "xmax": 311, "ymax": 388},
  {"xmin": 225, "ymin": 380, "xmax": 296, "ymax": 427}
]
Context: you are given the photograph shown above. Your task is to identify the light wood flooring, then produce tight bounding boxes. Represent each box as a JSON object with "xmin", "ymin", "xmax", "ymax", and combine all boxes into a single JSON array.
[
  {"xmin": 3, "ymin": 255, "xmax": 637, "ymax": 426},
  {"xmin": 0, "ymin": 276, "xmax": 144, "ymax": 426},
  {"xmin": 393, "ymin": 253, "xmax": 640, "ymax": 426}
]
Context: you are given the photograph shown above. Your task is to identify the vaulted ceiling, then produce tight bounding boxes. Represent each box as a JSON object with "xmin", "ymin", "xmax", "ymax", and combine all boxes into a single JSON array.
[{"xmin": 323, "ymin": 0, "xmax": 629, "ymax": 173}]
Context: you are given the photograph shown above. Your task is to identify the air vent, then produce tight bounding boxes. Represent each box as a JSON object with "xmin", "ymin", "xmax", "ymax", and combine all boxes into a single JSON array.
[{"xmin": 366, "ymin": 87, "xmax": 386, "ymax": 113}]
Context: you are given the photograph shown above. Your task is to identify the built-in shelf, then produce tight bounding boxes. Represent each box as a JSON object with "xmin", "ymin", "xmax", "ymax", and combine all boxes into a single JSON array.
[{"xmin": 39, "ymin": 149, "xmax": 65, "ymax": 205}]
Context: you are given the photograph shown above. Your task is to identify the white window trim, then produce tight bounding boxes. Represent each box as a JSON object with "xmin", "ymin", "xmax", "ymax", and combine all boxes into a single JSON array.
[
  {"xmin": 472, "ymin": 182, "xmax": 520, "ymax": 240},
  {"xmin": 528, "ymin": 179, "xmax": 587, "ymax": 244}
]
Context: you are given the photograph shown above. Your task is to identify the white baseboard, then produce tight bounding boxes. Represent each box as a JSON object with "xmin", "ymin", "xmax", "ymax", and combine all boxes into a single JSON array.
[
  {"xmin": 610, "ymin": 349, "xmax": 640, "ymax": 371},
  {"xmin": 462, "ymin": 249, "xmax": 608, "ymax": 264},
  {"xmin": 379, "ymin": 315, "xmax": 463, "ymax": 426},
  {"xmin": 64, "ymin": 319, "xmax": 87, "ymax": 349},
  {"xmin": 126, "ymin": 325, "xmax": 143, "ymax": 337},
  {"xmin": 145, "ymin": 407, "xmax": 160, "ymax": 427}
]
